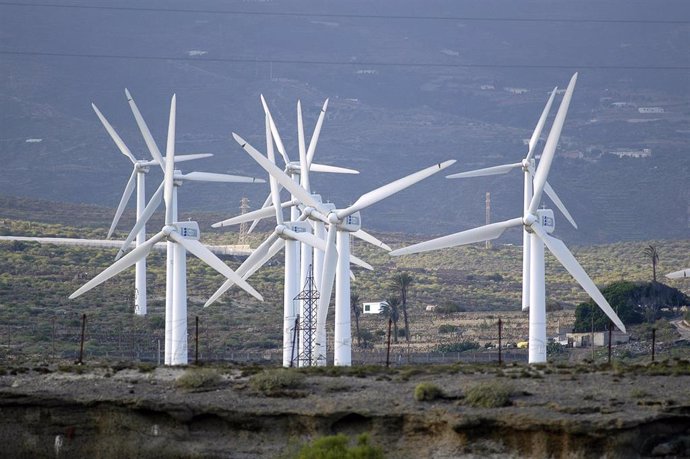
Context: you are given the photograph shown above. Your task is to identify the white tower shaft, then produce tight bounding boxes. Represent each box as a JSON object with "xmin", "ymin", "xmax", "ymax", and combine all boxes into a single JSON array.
[
  {"xmin": 528, "ymin": 231, "xmax": 547, "ymax": 363},
  {"xmin": 171, "ymin": 241, "xmax": 188, "ymax": 365},
  {"xmin": 522, "ymin": 168, "xmax": 533, "ymax": 312},
  {"xmin": 334, "ymin": 231, "xmax": 352, "ymax": 366},
  {"xmin": 134, "ymin": 170, "xmax": 147, "ymax": 316},
  {"xmin": 283, "ymin": 238, "xmax": 300, "ymax": 367},
  {"xmin": 164, "ymin": 186, "xmax": 179, "ymax": 365}
]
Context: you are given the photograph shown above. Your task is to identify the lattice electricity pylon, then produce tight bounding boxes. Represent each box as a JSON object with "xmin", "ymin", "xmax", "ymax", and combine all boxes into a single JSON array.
[{"xmin": 295, "ymin": 264, "xmax": 320, "ymax": 367}]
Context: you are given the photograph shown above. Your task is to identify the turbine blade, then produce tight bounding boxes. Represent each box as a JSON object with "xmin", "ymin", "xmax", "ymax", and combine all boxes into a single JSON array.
[
  {"xmin": 92, "ymin": 103, "xmax": 137, "ymax": 164},
  {"xmin": 350, "ymin": 255, "xmax": 373, "ymax": 271},
  {"xmin": 446, "ymin": 162, "xmax": 522, "ymax": 179},
  {"xmin": 243, "ymin": 238, "xmax": 285, "ymax": 280},
  {"xmin": 205, "ymin": 233, "xmax": 282, "ymax": 307},
  {"xmin": 390, "ymin": 217, "xmax": 523, "ymax": 256},
  {"xmin": 116, "ymin": 181, "xmax": 164, "ymax": 260},
  {"xmin": 297, "ymin": 100, "xmax": 310, "ymax": 191},
  {"xmin": 306, "ymin": 99, "xmax": 328, "ymax": 166},
  {"xmin": 526, "ymin": 87, "xmax": 558, "ymax": 161},
  {"xmin": 169, "ymin": 232, "xmax": 263, "ymax": 302},
  {"xmin": 125, "ymin": 88, "xmax": 165, "ymax": 170},
  {"xmin": 316, "ymin": 225, "xmax": 338, "ymax": 333},
  {"xmin": 164, "ymin": 94, "xmax": 176, "ymax": 224},
  {"xmin": 179, "ymin": 171, "xmax": 264, "ymax": 183},
  {"xmin": 107, "ymin": 168, "xmax": 138, "ymax": 238},
  {"xmin": 212, "ymin": 206, "xmax": 276, "ymax": 228},
  {"xmin": 309, "ymin": 163, "xmax": 359, "ymax": 174},
  {"xmin": 233, "ymin": 133, "xmax": 327, "ymax": 214},
  {"xmin": 265, "ymin": 115, "xmax": 284, "ymax": 225},
  {"xmin": 543, "ymin": 181, "xmax": 578, "ymax": 229},
  {"xmin": 339, "ymin": 159, "xmax": 456, "ymax": 219},
  {"xmin": 529, "ymin": 73, "xmax": 578, "ymax": 215},
  {"xmin": 280, "ymin": 226, "xmax": 325, "ymax": 251},
  {"xmin": 70, "ymin": 231, "xmax": 165, "ymax": 299},
  {"xmin": 666, "ymin": 269, "xmax": 690, "ymax": 279},
  {"xmin": 260, "ymin": 95, "xmax": 290, "ymax": 164},
  {"xmin": 170, "ymin": 153, "xmax": 213, "ymax": 162},
  {"xmin": 352, "ymin": 229, "xmax": 391, "ymax": 251},
  {"xmin": 532, "ymin": 223, "xmax": 626, "ymax": 333}
]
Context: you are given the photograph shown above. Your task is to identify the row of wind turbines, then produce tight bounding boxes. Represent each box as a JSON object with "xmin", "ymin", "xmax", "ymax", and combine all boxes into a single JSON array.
[{"xmin": 12, "ymin": 72, "xmax": 685, "ymax": 366}]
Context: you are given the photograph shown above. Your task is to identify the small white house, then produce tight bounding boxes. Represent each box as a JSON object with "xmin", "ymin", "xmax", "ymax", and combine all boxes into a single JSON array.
[{"xmin": 362, "ymin": 301, "xmax": 386, "ymax": 314}]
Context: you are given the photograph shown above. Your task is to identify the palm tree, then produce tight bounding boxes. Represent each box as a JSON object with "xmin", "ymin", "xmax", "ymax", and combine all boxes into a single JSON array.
[
  {"xmin": 351, "ymin": 292, "xmax": 362, "ymax": 347},
  {"xmin": 643, "ymin": 245, "xmax": 660, "ymax": 282},
  {"xmin": 393, "ymin": 272, "xmax": 414, "ymax": 342},
  {"xmin": 380, "ymin": 296, "xmax": 401, "ymax": 343}
]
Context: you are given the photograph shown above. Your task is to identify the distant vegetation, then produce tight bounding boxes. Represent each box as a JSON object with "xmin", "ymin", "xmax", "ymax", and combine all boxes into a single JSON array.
[
  {"xmin": 573, "ymin": 281, "xmax": 689, "ymax": 332},
  {"xmin": 0, "ymin": 204, "xmax": 689, "ymax": 357}
]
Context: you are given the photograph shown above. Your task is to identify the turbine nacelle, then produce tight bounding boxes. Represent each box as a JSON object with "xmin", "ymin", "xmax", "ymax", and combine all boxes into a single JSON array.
[
  {"xmin": 537, "ymin": 209, "xmax": 555, "ymax": 234},
  {"xmin": 336, "ymin": 211, "xmax": 362, "ymax": 232},
  {"xmin": 174, "ymin": 221, "xmax": 200, "ymax": 240}
]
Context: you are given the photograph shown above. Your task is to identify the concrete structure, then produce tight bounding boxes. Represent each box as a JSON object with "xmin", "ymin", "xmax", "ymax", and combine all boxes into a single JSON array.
[
  {"xmin": 565, "ymin": 331, "xmax": 630, "ymax": 348},
  {"xmin": 362, "ymin": 301, "xmax": 386, "ymax": 314}
]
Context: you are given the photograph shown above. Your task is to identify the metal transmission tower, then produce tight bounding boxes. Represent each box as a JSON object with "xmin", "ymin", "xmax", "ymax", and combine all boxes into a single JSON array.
[
  {"xmin": 238, "ymin": 197, "xmax": 251, "ymax": 246},
  {"xmin": 295, "ymin": 264, "xmax": 320, "ymax": 367},
  {"xmin": 485, "ymin": 192, "xmax": 492, "ymax": 249}
]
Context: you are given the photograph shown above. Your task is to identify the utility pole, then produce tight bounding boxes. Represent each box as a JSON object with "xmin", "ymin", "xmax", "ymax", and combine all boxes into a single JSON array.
[
  {"xmin": 77, "ymin": 314, "xmax": 86, "ymax": 365},
  {"xmin": 195, "ymin": 316, "xmax": 199, "ymax": 366},
  {"xmin": 498, "ymin": 318, "xmax": 503, "ymax": 365},
  {"xmin": 485, "ymin": 192, "xmax": 492, "ymax": 249}
]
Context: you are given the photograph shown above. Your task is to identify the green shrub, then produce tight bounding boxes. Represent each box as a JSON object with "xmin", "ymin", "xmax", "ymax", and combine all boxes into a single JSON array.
[
  {"xmin": 435, "ymin": 341, "xmax": 479, "ymax": 353},
  {"xmin": 175, "ymin": 368, "xmax": 221, "ymax": 389},
  {"xmin": 294, "ymin": 433, "xmax": 383, "ymax": 459},
  {"xmin": 465, "ymin": 381, "xmax": 513, "ymax": 408},
  {"xmin": 414, "ymin": 382, "xmax": 444, "ymax": 401},
  {"xmin": 249, "ymin": 369, "xmax": 305, "ymax": 395}
]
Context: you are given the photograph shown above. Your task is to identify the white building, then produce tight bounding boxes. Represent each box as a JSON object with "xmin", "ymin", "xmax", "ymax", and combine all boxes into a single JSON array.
[
  {"xmin": 638, "ymin": 107, "xmax": 664, "ymax": 114},
  {"xmin": 362, "ymin": 301, "xmax": 386, "ymax": 314}
]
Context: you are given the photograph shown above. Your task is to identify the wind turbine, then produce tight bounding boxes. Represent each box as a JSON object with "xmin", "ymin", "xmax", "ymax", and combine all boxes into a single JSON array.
[
  {"xmin": 235, "ymin": 128, "xmax": 455, "ymax": 365},
  {"xmin": 206, "ymin": 116, "xmax": 374, "ymax": 366},
  {"xmin": 92, "ymin": 97, "xmax": 212, "ymax": 316},
  {"xmin": 446, "ymin": 87, "xmax": 578, "ymax": 313},
  {"xmin": 391, "ymin": 73, "xmax": 627, "ymax": 364},
  {"xmin": 70, "ymin": 94, "xmax": 264, "ymax": 366}
]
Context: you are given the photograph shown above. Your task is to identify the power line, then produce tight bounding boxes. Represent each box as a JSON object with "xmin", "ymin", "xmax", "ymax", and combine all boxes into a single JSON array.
[
  {"xmin": 2, "ymin": 49, "xmax": 688, "ymax": 71},
  {"xmin": 1, "ymin": 1, "xmax": 689, "ymax": 25}
]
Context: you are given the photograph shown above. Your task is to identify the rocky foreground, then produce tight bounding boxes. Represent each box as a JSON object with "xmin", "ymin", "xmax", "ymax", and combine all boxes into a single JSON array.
[{"xmin": 0, "ymin": 361, "xmax": 689, "ymax": 458}]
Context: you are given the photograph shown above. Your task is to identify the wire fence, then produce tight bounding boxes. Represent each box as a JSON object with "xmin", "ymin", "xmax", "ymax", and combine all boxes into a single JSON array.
[{"xmin": 0, "ymin": 317, "xmax": 676, "ymax": 367}]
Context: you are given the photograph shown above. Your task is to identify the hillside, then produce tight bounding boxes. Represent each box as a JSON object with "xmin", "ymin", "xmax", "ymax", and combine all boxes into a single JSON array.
[
  {"xmin": 1, "ymin": 0, "xmax": 689, "ymax": 243},
  {"xmin": 0, "ymin": 197, "xmax": 688, "ymax": 359}
]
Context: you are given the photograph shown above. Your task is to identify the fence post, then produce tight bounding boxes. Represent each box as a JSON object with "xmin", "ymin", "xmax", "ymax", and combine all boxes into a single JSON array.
[
  {"xmin": 76, "ymin": 314, "xmax": 86, "ymax": 365},
  {"xmin": 195, "ymin": 316, "xmax": 200, "ymax": 366},
  {"xmin": 607, "ymin": 320, "xmax": 612, "ymax": 365},
  {"xmin": 651, "ymin": 328, "xmax": 656, "ymax": 362},
  {"xmin": 385, "ymin": 318, "xmax": 392, "ymax": 368},
  {"xmin": 498, "ymin": 318, "xmax": 503, "ymax": 365}
]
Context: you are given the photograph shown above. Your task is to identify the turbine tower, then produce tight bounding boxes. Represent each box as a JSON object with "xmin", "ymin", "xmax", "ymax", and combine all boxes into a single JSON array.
[
  {"xmin": 235, "ymin": 132, "xmax": 455, "ymax": 365},
  {"xmin": 70, "ymin": 95, "xmax": 264, "ymax": 366},
  {"xmin": 446, "ymin": 86, "xmax": 577, "ymax": 312},
  {"xmin": 92, "ymin": 95, "xmax": 211, "ymax": 316},
  {"xmin": 391, "ymin": 73, "xmax": 626, "ymax": 364}
]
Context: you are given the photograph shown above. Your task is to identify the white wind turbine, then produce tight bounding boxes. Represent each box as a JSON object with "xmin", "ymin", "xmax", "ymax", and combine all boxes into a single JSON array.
[
  {"xmin": 391, "ymin": 73, "xmax": 627, "ymax": 364},
  {"xmin": 206, "ymin": 116, "xmax": 374, "ymax": 367},
  {"xmin": 70, "ymin": 95, "xmax": 264, "ymax": 366},
  {"xmin": 445, "ymin": 86, "xmax": 578, "ymax": 312},
  {"xmin": 235, "ymin": 130, "xmax": 455, "ymax": 366},
  {"xmin": 92, "ymin": 95, "xmax": 212, "ymax": 316}
]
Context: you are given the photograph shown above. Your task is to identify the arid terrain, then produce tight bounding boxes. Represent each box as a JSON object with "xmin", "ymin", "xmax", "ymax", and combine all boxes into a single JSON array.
[{"xmin": 0, "ymin": 359, "xmax": 689, "ymax": 458}]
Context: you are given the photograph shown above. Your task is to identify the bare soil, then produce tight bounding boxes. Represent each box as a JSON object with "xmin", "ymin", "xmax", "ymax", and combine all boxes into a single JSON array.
[{"xmin": 0, "ymin": 360, "xmax": 689, "ymax": 458}]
